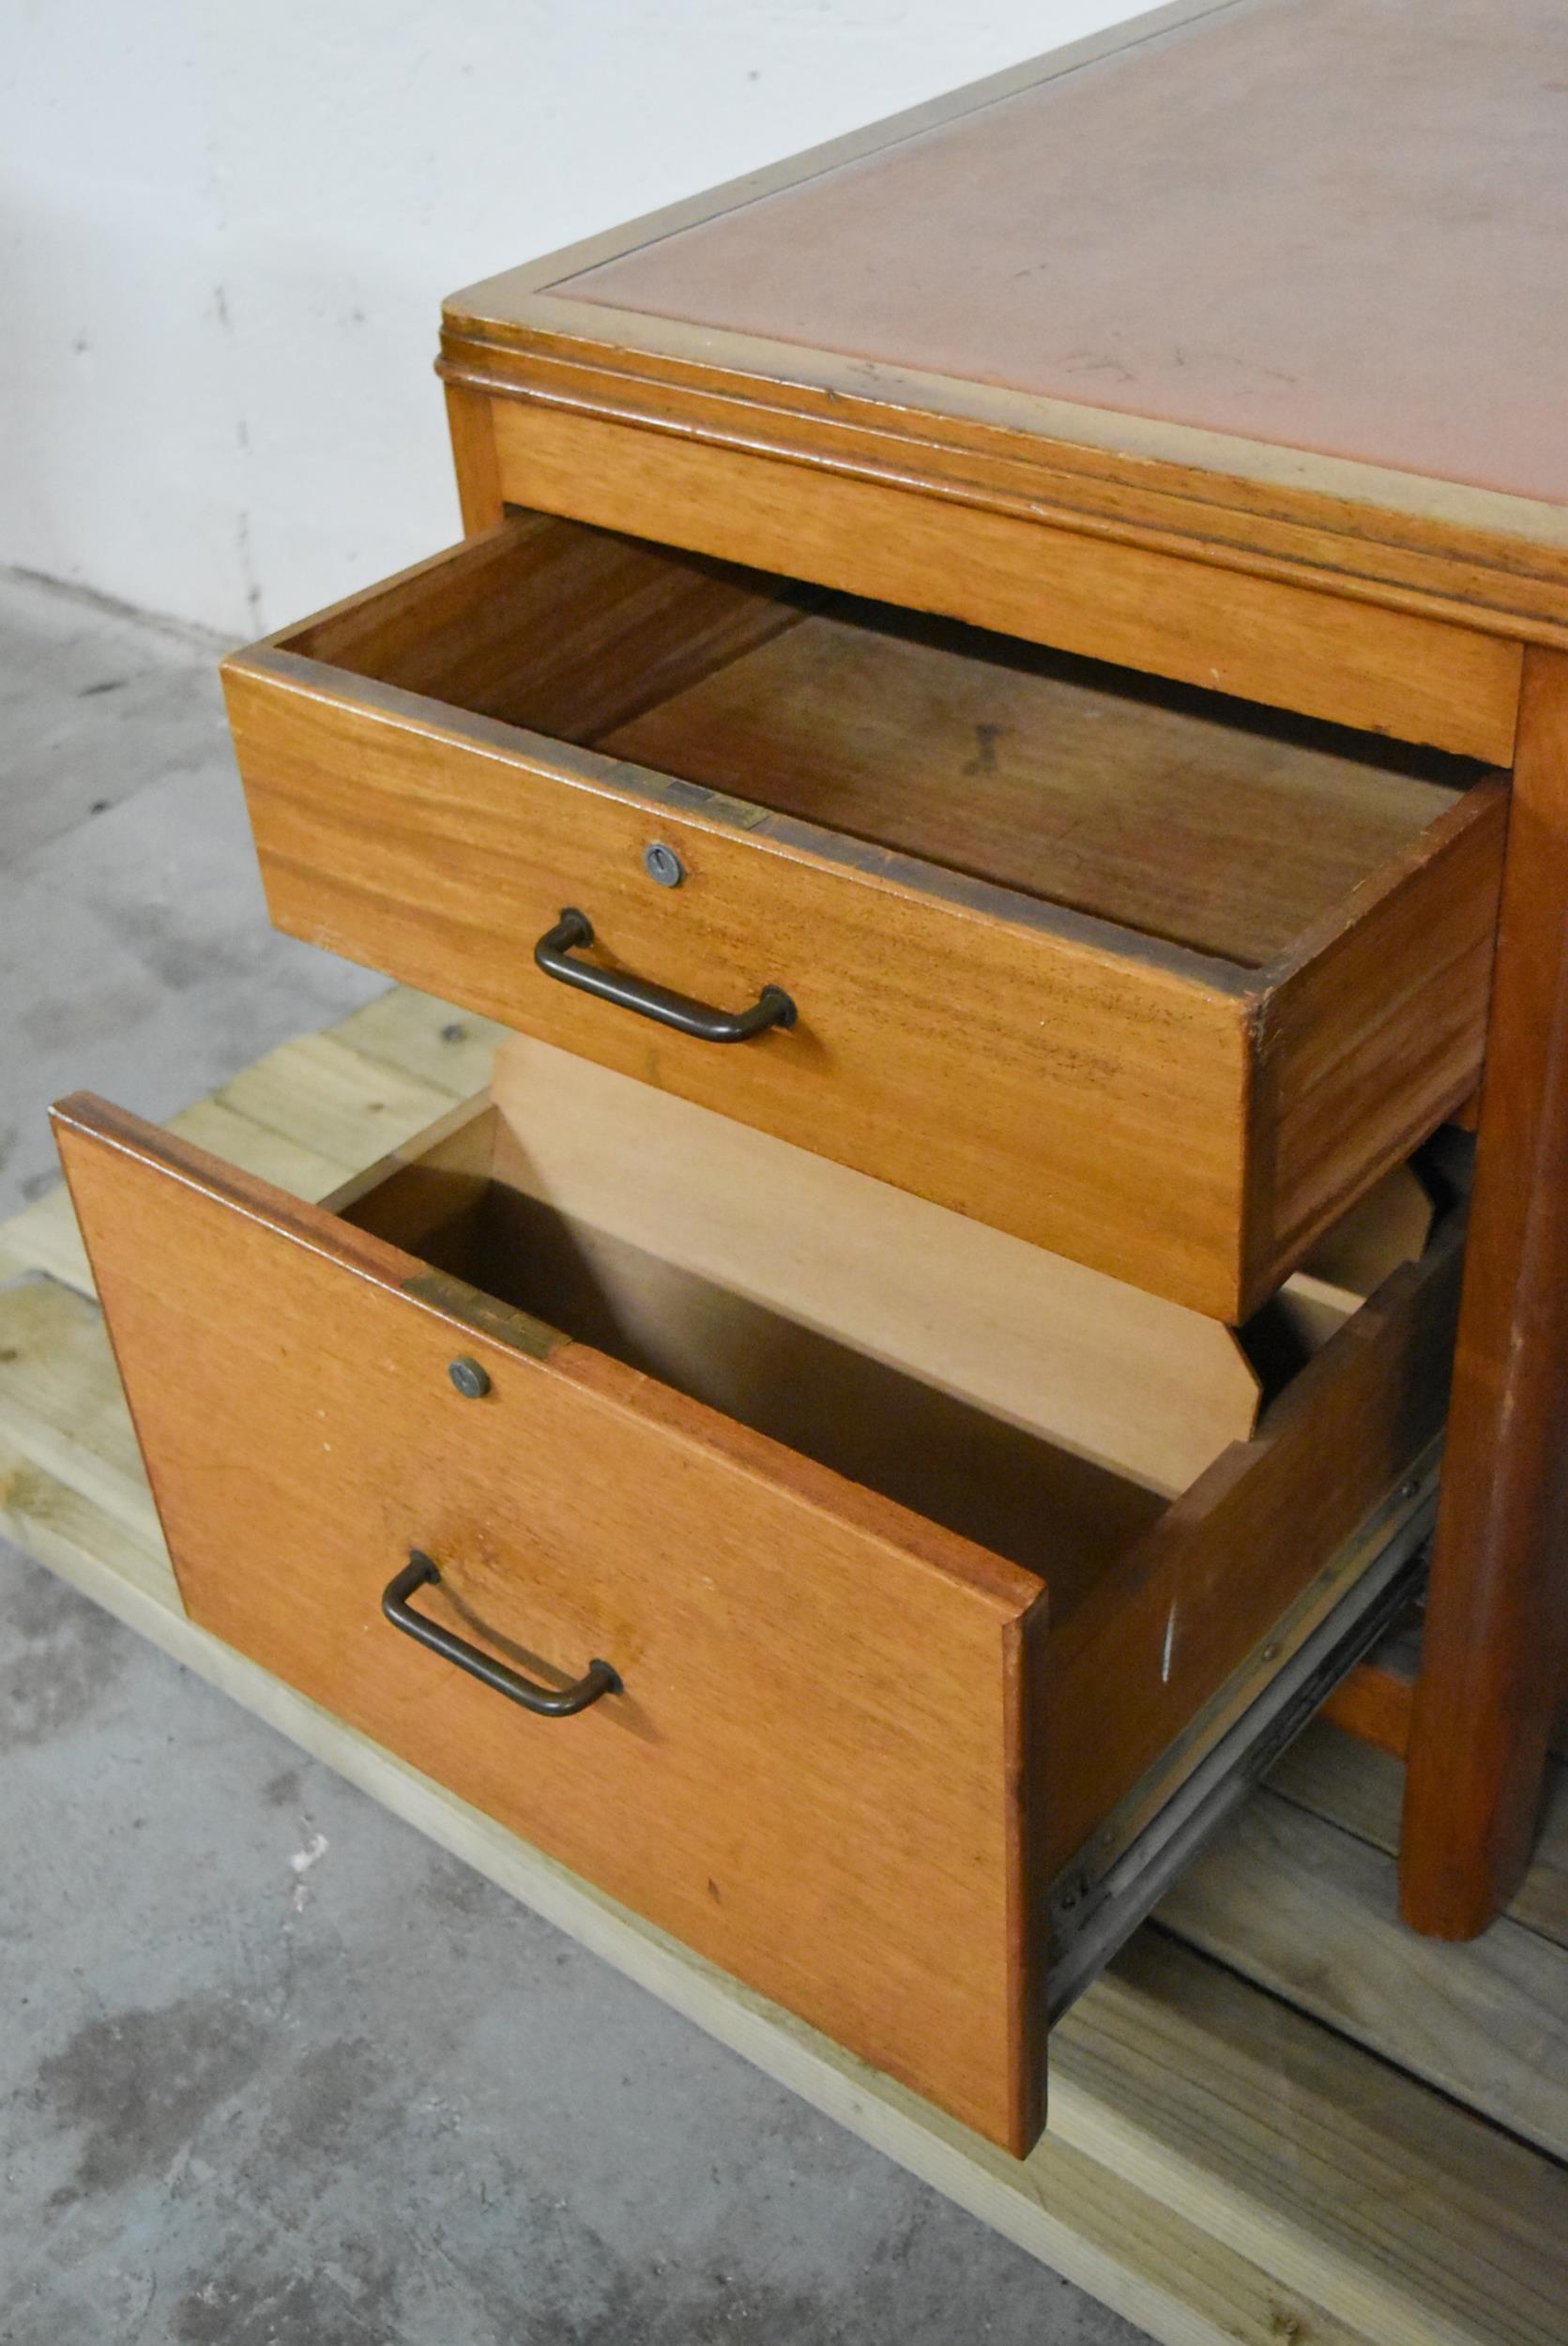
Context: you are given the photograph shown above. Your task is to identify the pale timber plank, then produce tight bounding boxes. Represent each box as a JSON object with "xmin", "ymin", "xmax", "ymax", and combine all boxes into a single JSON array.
[
  {"xmin": 1057, "ymin": 1934, "xmax": 1568, "ymax": 2346},
  {"xmin": 490, "ymin": 1031, "xmax": 1260, "ymax": 1496},
  {"xmin": 0, "ymin": 983, "xmax": 468, "ymax": 1297},
  {"xmin": 0, "ymin": 1091, "xmax": 356, "ymax": 1302},
  {"xmin": 167, "ymin": 1096, "xmax": 351, "ymax": 1197},
  {"xmin": 1271, "ymin": 1721, "xmax": 1568, "ymax": 1954},
  {"xmin": 0, "ymin": 1277, "xmax": 164, "ymax": 1561},
  {"xmin": 0, "ymin": 1186, "xmax": 93, "ymax": 1296},
  {"xmin": 0, "ymin": 1427, "xmax": 174, "ymax": 1612},
  {"xmin": 210, "ymin": 1029, "xmax": 458, "ymax": 1169},
  {"xmin": 0, "ymin": 1440, "xmax": 173, "ymax": 1612},
  {"xmin": 1157, "ymin": 1793, "xmax": 1568, "ymax": 2163},
  {"xmin": 328, "ymin": 984, "xmax": 509, "ymax": 1099}
]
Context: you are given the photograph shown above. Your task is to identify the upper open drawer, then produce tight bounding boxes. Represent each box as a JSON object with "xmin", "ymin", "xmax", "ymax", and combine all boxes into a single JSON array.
[{"xmin": 221, "ymin": 511, "xmax": 1506, "ymax": 1317}]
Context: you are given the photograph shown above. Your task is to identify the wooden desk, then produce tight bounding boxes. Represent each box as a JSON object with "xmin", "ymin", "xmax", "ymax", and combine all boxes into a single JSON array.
[
  {"xmin": 437, "ymin": 0, "xmax": 1568, "ymax": 1938},
  {"xmin": 46, "ymin": 0, "xmax": 1564, "ymax": 2170}
]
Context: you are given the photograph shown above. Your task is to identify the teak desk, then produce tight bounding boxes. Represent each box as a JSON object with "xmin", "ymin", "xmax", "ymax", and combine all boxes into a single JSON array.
[{"xmin": 53, "ymin": 0, "xmax": 1568, "ymax": 2155}]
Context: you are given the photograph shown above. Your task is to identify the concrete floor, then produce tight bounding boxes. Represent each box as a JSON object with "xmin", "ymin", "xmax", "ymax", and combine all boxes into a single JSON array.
[{"xmin": 0, "ymin": 569, "xmax": 1149, "ymax": 2345}]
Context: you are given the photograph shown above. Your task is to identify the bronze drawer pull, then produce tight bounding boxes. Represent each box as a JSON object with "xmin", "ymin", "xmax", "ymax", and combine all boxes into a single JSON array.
[
  {"xmin": 383, "ymin": 1551, "xmax": 621, "ymax": 1717},
  {"xmin": 534, "ymin": 908, "xmax": 796, "ymax": 1042}
]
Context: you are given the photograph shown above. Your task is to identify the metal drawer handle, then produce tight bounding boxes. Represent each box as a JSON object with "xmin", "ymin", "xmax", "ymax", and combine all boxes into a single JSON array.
[
  {"xmin": 382, "ymin": 1551, "xmax": 620, "ymax": 1718},
  {"xmin": 534, "ymin": 908, "xmax": 796, "ymax": 1043}
]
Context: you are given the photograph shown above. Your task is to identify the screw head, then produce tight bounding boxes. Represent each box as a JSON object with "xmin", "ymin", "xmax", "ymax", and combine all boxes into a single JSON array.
[
  {"xmin": 643, "ymin": 841, "xmax": 684, "ymax": 888},
  {"xmin": 448, "ymin": 1355, "xmax": 491, "ymax": 1399}
]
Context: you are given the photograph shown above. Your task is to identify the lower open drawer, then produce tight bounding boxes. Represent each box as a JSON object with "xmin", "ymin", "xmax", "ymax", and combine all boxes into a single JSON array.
[{"xmin": 53, "ymin": 1041, "xmax": 1462, "ymax": 2156}]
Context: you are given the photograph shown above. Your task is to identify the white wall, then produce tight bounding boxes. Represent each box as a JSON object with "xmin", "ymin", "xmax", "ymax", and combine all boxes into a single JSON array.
[{"xmin": 2, "ymin": 2, "xmax": 1137, "ymax": 637}]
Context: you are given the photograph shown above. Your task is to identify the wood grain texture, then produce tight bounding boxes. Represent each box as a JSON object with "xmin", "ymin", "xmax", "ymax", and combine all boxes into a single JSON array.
[
  {"xmin": 223, "ymin": 511, "xmax": 1503, "ymax": 1316},
  {"xmin": 1157, "ymin": 1790, "xmax": 1568, "ymax": 2166},
  {"xmin": 1043, "ymin": 1225, "xmax": 1465, "ymax": 1871},
  {"xmin": 602, "ymin": 601, "xmax": 1473, "ymax": 968},
  {"xmin": 1058, "ymin": 1931, "xmax": 1568, "ymax": 2346},
  {"xmin": 222, "ymin": 647, "xmax": 1257, "ymax": 1317},
  {"xmin": 1246, "ymin": 778, "xmax": 1507, "ymax": 1296},
  {"xmin": 327, "ymin": 986, "xmax": 510, "ymax": 1100},
  {"xmin": 484, "ymin": 1032, "xmax": 1260, "ymax": 1502},
  {"xmin": 1318, "ymin": 1663, "xmax": 1413, "ymax": 1760},
  {"xmin": 53, "ymin": 1093, "xmax": 1047, "ymax": 2153},
  {"xmin": 443, "ymin": 380, "xmax": 504, "ymax": 536},
  {"xmin": 485, "ymin": 398, "xmax": 1521, "ymax": 759},
  {"xmin": 1404, "ymin": 647, "xmax": 1568, "ymax": 1935},
  {"xmin": 291, "ymin": 512, "xmax": 818, "ymax": 744},
  {"xmin": 1271, "ymin": 1721, "xmax": 1568, "ymax": 1957},
  {"xmin": 0, "ymin": 1275, "xmax": 165, "ymax": 1565}
]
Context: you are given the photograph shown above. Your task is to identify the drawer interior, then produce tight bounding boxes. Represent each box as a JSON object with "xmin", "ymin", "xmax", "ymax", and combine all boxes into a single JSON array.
[
  {"xmin": 332, "ymin": 1034, "xmax": 1434, "ymax": 1630},
  {"xmin": 288, "ymin": 509, "xmax": 1485, "ymax": 969}
]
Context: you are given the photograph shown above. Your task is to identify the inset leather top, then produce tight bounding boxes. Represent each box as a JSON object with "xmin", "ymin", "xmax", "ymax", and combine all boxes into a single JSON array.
[{"xmin": 549, "ymin": 0, "xmax": 1568, "ymax": 512}]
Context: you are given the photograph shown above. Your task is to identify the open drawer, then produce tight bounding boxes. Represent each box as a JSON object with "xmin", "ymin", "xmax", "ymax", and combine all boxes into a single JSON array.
[
  {"xmin": 55, "ymin": 1037, "xmax": 1461, "ymax": 2156},
  {"xmin": 220, "ymin": 510, "xmax": 1506, "ymax": 1319}
]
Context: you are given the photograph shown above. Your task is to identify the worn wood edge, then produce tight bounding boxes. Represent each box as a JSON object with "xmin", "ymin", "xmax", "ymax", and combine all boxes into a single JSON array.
[
  {"xmin": 445, "ymin": 314, "xmax": 1568, "ymax": 602},
  {"xmin": 0, "ymin": 1428, "xmax": 1436, "ymax": 2346},
  {"xmin": 1252, "ymin": 774, "xmax": 1511, "ymax": 993},
  {"xmin": 478, "ymin": 403, "xmax": 1520, "ymax": 761},
  {"xmin": 1237, "ymin": 782, "xmax": 1508, "ymax": 1310},
  {"xmin": 440, "ymin": 331, "xmax": 1568, "ymax": 667}
]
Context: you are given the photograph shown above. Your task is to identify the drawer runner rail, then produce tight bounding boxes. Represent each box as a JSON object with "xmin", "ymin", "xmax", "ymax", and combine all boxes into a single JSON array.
[{"xmin": 1045, "ymin": 1463, "xmax": 1438, "ymax": 2019}]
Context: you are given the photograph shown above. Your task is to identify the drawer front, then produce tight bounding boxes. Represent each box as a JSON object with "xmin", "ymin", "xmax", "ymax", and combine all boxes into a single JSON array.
[
  {"xmin": 55, "ymin": 1094, "xmax": 1046, "ymax": 2155},
  {"xmin": 221, "ymin": 518, "xmax": 1505, "ymax": 1320},
  {"xmin": 224, "ymin": 653, "xmax": 1254, "ymax": 1313}
]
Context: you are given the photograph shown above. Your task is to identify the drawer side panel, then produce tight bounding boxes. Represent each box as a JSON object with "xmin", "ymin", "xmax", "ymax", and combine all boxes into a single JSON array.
[
  {"xmin": 1041, "ymin": 1224, "xmax": 1465, "ymax": 1872},
  {"xmin": 1248, "ymin": 781, "xmax": 1508, "ymax": 1300}
]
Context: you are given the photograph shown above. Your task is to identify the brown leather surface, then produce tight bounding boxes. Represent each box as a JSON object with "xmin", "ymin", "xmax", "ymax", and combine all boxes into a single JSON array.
[{"xmin": 557, "ymin": 0, "xmax": 1568, "ymax": 506}]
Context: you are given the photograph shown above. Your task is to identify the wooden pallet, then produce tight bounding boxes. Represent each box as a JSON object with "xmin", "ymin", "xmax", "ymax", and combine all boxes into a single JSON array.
[{"xmin": 3, "ymin": 986, "xmax": 1565, "ymax": 2346}]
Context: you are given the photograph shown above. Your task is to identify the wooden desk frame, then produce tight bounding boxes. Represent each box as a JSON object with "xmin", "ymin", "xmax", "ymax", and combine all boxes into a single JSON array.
[{"xmin": 432, "ymin": 0, "xmax": 1568, "ymax": 1938}]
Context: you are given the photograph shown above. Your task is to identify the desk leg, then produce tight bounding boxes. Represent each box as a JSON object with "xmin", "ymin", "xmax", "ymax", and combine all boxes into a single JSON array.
[
  {"xmin": 1402, "ymin": 646, "xmax": 1568, "ymax": 1935},
  {"xmin": 445, "ymin": 383, "xmax": 505, "ymax": 535}
]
